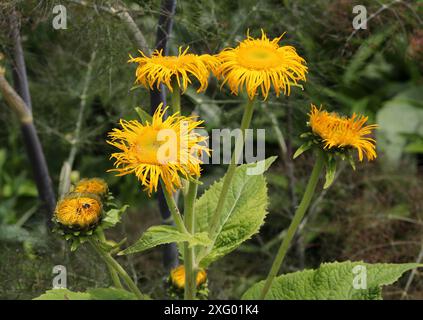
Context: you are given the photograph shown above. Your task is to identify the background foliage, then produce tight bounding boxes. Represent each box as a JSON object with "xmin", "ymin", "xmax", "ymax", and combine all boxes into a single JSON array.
[{"xmin": 0, "ymin": 0, "xmax": 422, "ymax": 299}]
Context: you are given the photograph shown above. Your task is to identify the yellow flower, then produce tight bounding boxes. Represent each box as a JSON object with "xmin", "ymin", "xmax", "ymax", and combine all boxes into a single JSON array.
[
  {"xmin": 128, "ymin": 47, "xmax": 218, "ymax": 93},
  {"xmin": 170, "ymin": 265, "xmax": 207, "ymax": 289},
  {"xmin": 54, "ymin": 194, "xmax": 102, "ymax": 231},
  {"xmin": 74, "ymin": 178, "xmax": 108, "ymax": 197},
  {"xmin": 309, "ymin": 105, "xmax": 378, "ymax": 161},
  {"xmin": 107, "ymin": 104, "xmax": 208, "ymax": 195},
  {"xmin": 216, "ymin": 30, "xmax": 307, "ymax": 100}
]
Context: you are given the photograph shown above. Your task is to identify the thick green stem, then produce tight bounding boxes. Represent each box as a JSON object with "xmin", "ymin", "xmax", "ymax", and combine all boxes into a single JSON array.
[
  {"xmin": 183, "ymin": 181, "xmax": 198, "ymax": 300},
  {"xmin": 207, "ymin": 98, "xmax": 256, "ymax": 242},
  {"xmin": 89, "ymin": 239, "xmax": 145, "ymax": 300},
  {"xmin": 259, "ymin": 150, "xmax": 325, "ymax": 299},
  {"xmin": 161, "ymin": 181, "xmax": 189, "ymax": 234},
  {"xmin": 171, "ymin": 79, "xmax": 181, "ymax": 114},
  {"xmin": 96, "ymin": 230, "xmax": 123, "ymax": 289},
  {"xmin": 107, "ymin": 263, "xmax": 124, "ymax": 290}
]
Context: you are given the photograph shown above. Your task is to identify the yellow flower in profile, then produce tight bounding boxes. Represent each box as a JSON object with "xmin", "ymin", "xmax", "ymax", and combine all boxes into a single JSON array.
[
  {"xmin": 128, "ymin": 47, "xmax": 218, "ymax": 93},
  {"xmin": 309, "ymin": 105, "xmax": 378, "ymax": 161},
  {"xmin": 107, "ymin": 104, "xmax": 208, "ymax": 195},
  {"xmin": 74, "ymin": 178, "xmax": 108, "ymax": 197},
  {"xmin": 216, "ymin": 30, "xmax": 307, "ymax": 100},
  {"xmin": 170, "ymin": 265, "xmax": 207, "ymax": 289},
  {"xmin": 54, "ymin": 194, "xmax": 102, "ymax": 231}
]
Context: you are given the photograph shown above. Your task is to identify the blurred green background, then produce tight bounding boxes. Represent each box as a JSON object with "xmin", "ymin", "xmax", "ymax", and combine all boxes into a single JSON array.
[{"xmin": 0, "ymin": 0, "xmax": 422, "ymax": 299}]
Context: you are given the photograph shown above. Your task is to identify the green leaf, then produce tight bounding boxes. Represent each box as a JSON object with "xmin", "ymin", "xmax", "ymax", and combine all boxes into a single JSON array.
[
  {"xmin": 323, "ymin": 157, "xmax": 336, "ymax": 189},
  {"xmin": 242, "ymin": 261, "xmax": 422, "ymax": 300},
  {"xmin": 34, "ymin": 289, "xmax": 91, "ymax": 300},
  {"xmin": 293, "ymin": 142, "xmax": 312, "ymax": 159},
  {"xmin": 70, "ymin": 240, "xmax": 79, "ymax": 252},
  {"xmin": 118, "ymin": 225, "xmax": 211, "ymax": 255},
  {"xmin": 135, "ymin": 107, "xmax": 152, "ymax": 124},
  {"xmin": 195, "ymin": 157, "xmax": 276, "ymax": 268},
  {"xmin": 347, "ymin": 154, "xmax": 356, "ymax": 171},
  {"xmin": 100, "ymin": 205, "xmax": 129, "ymax": 230},
  {"xmin": 34, "ymin": 288, "xmax": 139, "ymax": 300},
  {"xmin": 87, "ymin": 288, "xmax": 137, "ymax": 300}
]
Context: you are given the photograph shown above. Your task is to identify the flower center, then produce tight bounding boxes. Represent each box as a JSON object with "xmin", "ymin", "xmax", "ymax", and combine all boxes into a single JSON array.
[
  {"xmin": 133, "ymin": 127, "xmax": 179, "ymax": 165},
  {"xmin": 237, "ymin": 46, "xmax": 281, "ymax": 70}
]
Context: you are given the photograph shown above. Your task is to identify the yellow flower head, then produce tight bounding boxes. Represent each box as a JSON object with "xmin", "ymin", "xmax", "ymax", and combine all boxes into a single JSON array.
[
  {"xmin": 216, "ymin": 30, "xmax": 307, "ymax": 100},
  {"xmin": 54, "ymin": 194, "xmax": 102, "ymax": 231},
  {"xmin": 309, "ymin": 105, "xmax": 378, "ymax": 161},
  {"xmin": 170, "ymin": 265, "xmax": 207, "ymax": 289},
  {"xmin": 128, "ymin": 47, "xmax": 218, "ymax": 93},
  {"xmin": 107, "ymin": 104, "xmax": 209, "ymax": 195},
  {"xmin": 74, "ymin": 178, "xmax": 108, "ymax": 197}
]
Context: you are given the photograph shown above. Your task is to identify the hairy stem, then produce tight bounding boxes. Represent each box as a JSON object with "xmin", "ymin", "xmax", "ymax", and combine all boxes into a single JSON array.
[
  {"xmin": 207, "ymin": 98, "xmax": 256, "ymax": 243},
  {"xmin": 89, "ymin": 238, "xmax": 145, "ymax": 299},
  {"xmin": 161, "ymin": 181, "xmax": 189, "ymax": 234},
  {"xmin": 183, "ymin": 181, "xmax": 198, "ymax": 300},
  {"xmin": 97, "ymin": 230, "xmax": 123, "ymax": 289},
  {"xmin": 259, "ymin": 150, "xmax": 325, "ymax": 299}
]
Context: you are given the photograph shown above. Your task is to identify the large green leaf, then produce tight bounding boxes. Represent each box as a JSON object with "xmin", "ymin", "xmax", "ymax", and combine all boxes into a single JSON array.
[
  {"xmin": 242, "ymin": 261, "xmax": 422, "ymax": 300},
  {"xmin": 118, "ymin": 225, "xmax": 211, "ymax": 255},
  {"xmin": 34, "ymin": 289, "xmax": 91, "ymax": 300},
  {"xmin": 34, "ymin": 288, "xmax": 137, "ymax": 300},
  {"xmin": 195, "ymin": 157, "xmax": 276, "ymax": 268},
  {"xmin": 87, "ymin": 288, "xmax": 138, "ymax": 300}
]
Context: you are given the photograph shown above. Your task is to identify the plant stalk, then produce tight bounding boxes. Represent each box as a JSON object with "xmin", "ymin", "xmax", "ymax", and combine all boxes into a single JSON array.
[
  {"xmin": 259, "ymin": 150, "xmax": 325, "ymax": 299},
  {"xmin": 89, "ymin": 238, "xmax": 144, "ymax": 299},
  {"xmin": 97, "ymin": 230, "xmax": 123, "ymax": 289},
  {"xmin": 161, "ymin": 181, "xmax": 189, "ymax": 234},
  {"xmin": 183, "ymin": 181, "xmax": 198, "ymax": 300},
  {"xmin": 207, "ymin": 98, "xmax": 256, "ymax": 241}
]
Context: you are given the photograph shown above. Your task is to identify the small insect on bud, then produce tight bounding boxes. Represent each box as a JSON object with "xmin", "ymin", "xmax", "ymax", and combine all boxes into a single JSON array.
[{"xmin": 53, "ymin": 193, "xmax": 102, "ymax": 232}]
